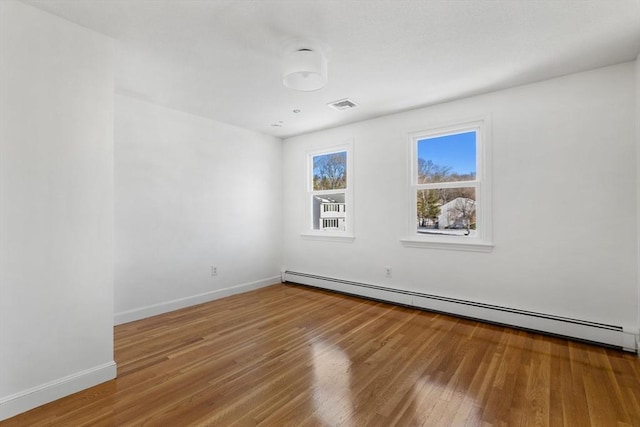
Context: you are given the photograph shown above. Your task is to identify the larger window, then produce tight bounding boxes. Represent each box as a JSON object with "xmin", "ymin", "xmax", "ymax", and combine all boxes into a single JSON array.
[
  {"xmin": 405, "ymin": 119, "xmax": 492, "ymax": 251},
  {"xmin": 305, "ymin": 143, "xmax": 353, "ymax": 240}
]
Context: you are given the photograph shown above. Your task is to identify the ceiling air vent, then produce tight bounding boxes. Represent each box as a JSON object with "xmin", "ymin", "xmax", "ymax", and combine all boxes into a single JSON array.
[{"xmin": 327, "ymin": 98, "xmax": 359, "ymax": 111}]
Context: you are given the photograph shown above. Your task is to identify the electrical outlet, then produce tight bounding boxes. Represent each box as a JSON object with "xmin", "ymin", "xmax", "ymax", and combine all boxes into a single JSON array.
[
  {"xmin": 211, "ymin": 266, "xmax": 218, "ymax": 276},
  {"xmin": 385, "ymin": 266, "xmax": 392, "ymax": 278}
]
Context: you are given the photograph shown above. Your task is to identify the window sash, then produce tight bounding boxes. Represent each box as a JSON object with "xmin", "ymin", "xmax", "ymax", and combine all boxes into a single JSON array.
[
  {"xmin": 414, "ymin": 180, "xmax": 479, "ymax": 190},
  {"xmin": 411, "ymin": 126, "xmax": 481, "ymax": 186},
  {"xmin": 309, "ymin": 188, "xmax": 346, "ymax": 196},
  {"xmin": 309, "ymin": 150, "xmax": 348, "ymax": 192}
]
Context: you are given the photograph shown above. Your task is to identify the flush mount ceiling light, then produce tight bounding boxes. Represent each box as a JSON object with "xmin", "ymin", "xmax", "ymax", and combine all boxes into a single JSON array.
[{"xmin": 282, "ymin": 48, "xmax": 327, "ymax": 92}]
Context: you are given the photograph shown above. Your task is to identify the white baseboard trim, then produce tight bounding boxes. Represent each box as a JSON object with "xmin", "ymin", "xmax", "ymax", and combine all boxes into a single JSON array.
[
  {"xmin": 0, "ymin": 361, "xmax": 116, "ymax": 422},
  {"xmin": 114, "ymin": 276, "xmax": 280, "ymax": 325},
  {"xmin": 284, "ymin": 271, "xmax": 639, "ymax": 353}
]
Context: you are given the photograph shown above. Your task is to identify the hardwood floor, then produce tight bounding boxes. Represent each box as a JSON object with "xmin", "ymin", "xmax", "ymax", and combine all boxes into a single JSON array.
[{"xmin": 3, "ymin": 283, "xmax": 640, "ymax": 426}]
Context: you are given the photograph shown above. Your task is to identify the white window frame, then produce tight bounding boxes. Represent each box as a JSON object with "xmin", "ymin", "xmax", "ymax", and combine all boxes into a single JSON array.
[
  {"xmin": 401, "ymin": 118, "xmax": 493, "ymax": 252},
  {"xmin": 301, "ymin": 141, "xmax": 354, "ymax": 242}
]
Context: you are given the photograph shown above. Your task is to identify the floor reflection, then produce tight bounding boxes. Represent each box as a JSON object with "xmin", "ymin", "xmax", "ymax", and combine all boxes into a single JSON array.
[
  {"xmin": 7, "ymin": 284, "xmax": 639, "ymax": 426},
  {"xmin": 311, "ymin": 340, "xmax": 354, "ymax": 426},
  {"xmin": 410, "ymin": 376, "xmax": 480, "ymax": 425}
]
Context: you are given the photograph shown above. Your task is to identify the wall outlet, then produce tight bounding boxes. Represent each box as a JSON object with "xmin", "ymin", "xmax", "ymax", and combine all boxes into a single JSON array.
[
  {"xmin": 211, "ymin": 266, "xmax": 218, "ymax": 276},
  {"xmin": 385, "ymin": 266, "xmax": 392, "ymax": 278}
]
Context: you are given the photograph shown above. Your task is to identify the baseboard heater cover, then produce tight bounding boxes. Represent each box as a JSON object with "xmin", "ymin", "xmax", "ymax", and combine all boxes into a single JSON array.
[{"xmin": 283, "ymin": 271, "xmax": 637, "ymax": 353}]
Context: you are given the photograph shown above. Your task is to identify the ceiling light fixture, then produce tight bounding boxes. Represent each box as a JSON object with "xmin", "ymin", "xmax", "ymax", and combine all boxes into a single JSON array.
[{"xmin": 282, "ymin": 48, "xmax": 327, "ymax": 92}]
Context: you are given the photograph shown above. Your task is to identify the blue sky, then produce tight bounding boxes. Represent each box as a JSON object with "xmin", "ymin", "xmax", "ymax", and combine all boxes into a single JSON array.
[
  {"xmin": 313, "ymin": 151, "xmax": 346, "ymax": 177},
  {"xmin": 418, "ymin": 131, "xmax": 476, "ymax": 175}
]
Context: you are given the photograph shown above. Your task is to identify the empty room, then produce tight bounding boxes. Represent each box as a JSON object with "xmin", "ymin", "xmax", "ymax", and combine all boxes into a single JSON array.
[{"xmin": 1, "ymin": 0, "xmax": 640, "ymax": 425}]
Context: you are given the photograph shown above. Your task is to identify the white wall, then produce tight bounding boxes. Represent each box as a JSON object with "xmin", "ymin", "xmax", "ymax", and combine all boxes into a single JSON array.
[
  {"xmin": 0, "ymin": 0, "xmax": 115, "ymax": 420},
  {"xmin": 636, "ymin": 55, "xmax": 640, "ymax": 348},
  {"xmin": 283, "ymin": 62, "xmax": 638, "ymax": 336},
  {"xmin": 114, "ymin": 95, "xmax": 282, "ymax": 323}
]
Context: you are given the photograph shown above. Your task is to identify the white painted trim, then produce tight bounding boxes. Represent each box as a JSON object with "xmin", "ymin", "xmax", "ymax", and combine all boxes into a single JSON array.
[
  {"xmin": 635, "ymin": 54, "xmax": 640, "ymax": 359},
  {"xmin": 0, "ymin": 361, "xmax": 116, "ymax": 421},
  {"xmin": 301, "ymin": 233, "xmax": 355, "ymax": 243},
  {"xmin": 407, "ymin": 116, "xmax": 493, "ymax": 250},
  {"xmin": 114, "ymin": 276, "xmax": 280, "ymax": 325},
  {"xmin": 305, "ymin": 139, "xmax": 355, "ymax": 237},
  {"xmin": 622, "ymin": 328, "xmax": 638, "ymax": 353},
  {"xmin": 284, "ymin": 271, "xmax": 638, "ymax": 353},
  {"xmin": 400, "ymin": 238, "xmax": 493, "ymax": 252}
]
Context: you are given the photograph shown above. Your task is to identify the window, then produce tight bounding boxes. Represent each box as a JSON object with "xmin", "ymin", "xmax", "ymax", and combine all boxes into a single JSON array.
[
  {"xmin": 403, "ymin": 119, "xmax": 492, "ymax": 251},
  {"xmin": 304, "ymin": 143, "xmax": 353, "ymax": 241}
]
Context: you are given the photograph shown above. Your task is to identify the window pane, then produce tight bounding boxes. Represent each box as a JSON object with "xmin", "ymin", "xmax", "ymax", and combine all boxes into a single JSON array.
[
  {"xmin": 312, "ymin": 193, "xmax": 346, "ymax": 231},
  {"xmin": 417, "ymin": 131, "xmax": 476, "ymax": 184},
  {"xmin": 416, "ymin": 188, "xmax": 476, "ymax": 235},
  {"xmin": 313, "ymin": 151, "xmax": 347, "ymax": 190}
]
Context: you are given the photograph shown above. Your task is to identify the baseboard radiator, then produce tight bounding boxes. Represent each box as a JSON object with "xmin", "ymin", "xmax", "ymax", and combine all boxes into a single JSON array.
[{"xmin": 282, "ymin": 271, "xmax": 638, "ymax": 353}]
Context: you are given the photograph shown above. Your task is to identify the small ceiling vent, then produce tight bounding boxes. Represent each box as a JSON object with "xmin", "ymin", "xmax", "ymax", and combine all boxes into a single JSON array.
[{"xmin": 327, "ymin": 98, "xmax": 359, "ymax": 111}]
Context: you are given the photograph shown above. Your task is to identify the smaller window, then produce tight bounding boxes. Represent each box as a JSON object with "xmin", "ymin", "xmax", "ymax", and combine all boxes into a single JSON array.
[
  {"xmin": 304, "ymin": 143, "xmax": 354, "ymax": 241},
  {"xmin": 404, "ymin": 119, "xmax": 492, "ymax": 251}
]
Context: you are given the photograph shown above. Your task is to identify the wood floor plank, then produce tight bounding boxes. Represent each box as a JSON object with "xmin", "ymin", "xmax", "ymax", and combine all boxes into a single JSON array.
[{"xmin": 2, "ymin": 283, "xmax": 640, "ymax": 426}]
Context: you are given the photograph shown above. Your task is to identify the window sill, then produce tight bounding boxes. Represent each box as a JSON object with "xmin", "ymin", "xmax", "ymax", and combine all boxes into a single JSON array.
[
  {"xmin": 301, "ymin": 232, "xmax": 355, "ymax": 243},
  {"xmin": 400, "ymin": 237, "xmax": 493, "ymax": 252}
]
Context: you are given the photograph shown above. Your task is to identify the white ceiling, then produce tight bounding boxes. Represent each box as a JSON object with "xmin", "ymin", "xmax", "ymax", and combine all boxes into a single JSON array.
[{"xmin": 23, "ymin": 0, "xmax": 640, "ymax": 138}]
